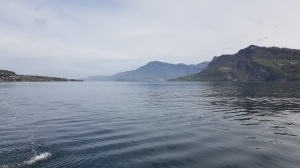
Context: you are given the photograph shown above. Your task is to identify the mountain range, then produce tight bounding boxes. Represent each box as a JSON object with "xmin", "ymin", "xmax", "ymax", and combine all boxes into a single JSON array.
[
  {"xmin": 173, "ymin": 45, "xmax": 300, "ymax": 81},
  {"xmin": 3, "ymin": 45, "xmax": 299, "ymax": 82},
  {"xmin": 83, "ymin": 61, "xmax": 209, "ymax": 81}
]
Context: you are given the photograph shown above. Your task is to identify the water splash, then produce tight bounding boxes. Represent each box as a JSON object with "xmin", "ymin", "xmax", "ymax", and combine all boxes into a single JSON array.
[{"xmin": 24, "ymin": 152, "xmax": 52, "ymax": 165}]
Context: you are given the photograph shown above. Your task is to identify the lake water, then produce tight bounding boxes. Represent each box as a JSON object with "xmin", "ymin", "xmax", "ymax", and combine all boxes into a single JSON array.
[{"xmin": 1, "ymin": 82, "xmax": 300, "ymax": 168}]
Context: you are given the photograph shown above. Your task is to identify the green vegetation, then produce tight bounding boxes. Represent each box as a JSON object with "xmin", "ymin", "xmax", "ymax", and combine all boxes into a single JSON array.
[
  {"xmin": 172, "ymin": 45, "xmax": 300, "ymax": 82},
  {"xmin": 0, "ymin": 70, "xmax": 83, "ymax": 82},
  {"xmin": 0, "ymin": 70, "xmax": 16, "ymax": 75}
]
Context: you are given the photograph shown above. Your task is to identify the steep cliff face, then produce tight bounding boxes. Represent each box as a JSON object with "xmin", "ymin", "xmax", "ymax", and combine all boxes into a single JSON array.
[{"xmin": 174, "ymin": 45, "xmax": 300, "ymax": 81}]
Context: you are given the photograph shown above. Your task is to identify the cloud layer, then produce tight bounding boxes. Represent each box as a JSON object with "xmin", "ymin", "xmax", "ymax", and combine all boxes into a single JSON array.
[{"xmin": 1, "ymin": 0, "xmax": 300, "ymax": 78}]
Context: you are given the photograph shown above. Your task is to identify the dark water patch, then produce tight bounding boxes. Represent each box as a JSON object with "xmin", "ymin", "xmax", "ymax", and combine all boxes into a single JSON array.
[
  {"xmin": 241, "ymin": 123, "xmax": 260, "ymax": 126},
  {"xmin": 274, "ymin": 132, "xmax": 298, "ymax": 137},
  {"xmin": 270, "ymin": 126, "xmax": 286, "ymax": 129}
]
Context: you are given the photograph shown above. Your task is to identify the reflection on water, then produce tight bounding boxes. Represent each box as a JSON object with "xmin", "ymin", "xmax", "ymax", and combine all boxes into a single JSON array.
[{"xmin": 1, "ymin": 82, "xmax": 300, "ymax": 168}]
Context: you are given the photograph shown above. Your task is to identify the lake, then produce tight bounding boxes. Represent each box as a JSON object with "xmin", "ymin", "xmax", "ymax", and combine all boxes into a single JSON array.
[{"xmin": 1, "ymin": 82, "xmax": 300, "ymax": 168}]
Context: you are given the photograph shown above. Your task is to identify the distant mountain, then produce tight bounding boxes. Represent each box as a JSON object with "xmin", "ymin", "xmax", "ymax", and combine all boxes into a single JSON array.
[
  {"xmin": 84, "ymin": 61, "xmax": 209, "ymax": 81},
  {"xmin": 172, "ymin": 45, "xmax": 300, "ymax": 81}
]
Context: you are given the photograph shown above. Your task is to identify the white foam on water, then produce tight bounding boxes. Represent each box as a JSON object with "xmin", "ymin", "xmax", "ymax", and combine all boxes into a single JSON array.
[{"xmin": 24, "ymin": 152, "xmax": 51, "ymax": 165}]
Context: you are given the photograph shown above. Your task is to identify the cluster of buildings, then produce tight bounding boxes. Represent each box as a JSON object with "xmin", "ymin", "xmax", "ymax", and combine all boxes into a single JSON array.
[
  {"xmin": 277, "ymin": 61, "xmax": 299, "ymax": 67},
  {"xmin": 0, "ymin": 72, "xmax": 83, "ymax": 82}
]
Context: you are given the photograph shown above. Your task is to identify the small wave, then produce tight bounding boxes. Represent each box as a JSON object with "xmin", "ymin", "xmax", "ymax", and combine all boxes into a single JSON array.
[{"xmin": 24, "ymin": 152, "xmax": 51, "ymax": 165}]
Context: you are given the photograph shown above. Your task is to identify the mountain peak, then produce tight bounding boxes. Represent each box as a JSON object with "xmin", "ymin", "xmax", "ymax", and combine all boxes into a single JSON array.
[
  {"xmin": 148, "ymin": 61, "xmax": 162, "ymax": 64},
  {"xmin": 174, "ymin": 45, "xmax": 300, "ymax": 81},
  {"xmin": 84, "ymin": 61, "xmax": 209, "ymax": 81},
  {"xmin": 145, "ymin": 61, "xmax": 168, "ymax": 65},
  {"xmin": 247, "ymin": 44, "xmax": 259, "ymax": 49},
  {"xmin": 237, "ymin": 45, "xmax": 260, "ymax": 55}
]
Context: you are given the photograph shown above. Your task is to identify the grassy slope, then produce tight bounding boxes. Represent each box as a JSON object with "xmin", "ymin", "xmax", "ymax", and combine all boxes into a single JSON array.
[{"xmin": 173, "ymin": 45, "xmax": 300, "ymax": 81}]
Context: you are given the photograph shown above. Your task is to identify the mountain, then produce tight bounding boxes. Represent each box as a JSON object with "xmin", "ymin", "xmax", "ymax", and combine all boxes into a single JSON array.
[
  {"xmin": 0, "ymin": 70, "xmax": 82, "ymax": 82},
  {"xmin": 84, "ymin": 61, "xmax": 209, "ymax": 81},
  {"xmin": 172, "ymin": 45, "xmax": 300, "ymax": 81}
]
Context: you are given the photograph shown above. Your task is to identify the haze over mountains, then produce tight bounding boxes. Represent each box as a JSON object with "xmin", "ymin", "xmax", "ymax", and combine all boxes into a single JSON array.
[{"xmin": 84, "ymin": 61, "xmax": 209, "ymax": 81}]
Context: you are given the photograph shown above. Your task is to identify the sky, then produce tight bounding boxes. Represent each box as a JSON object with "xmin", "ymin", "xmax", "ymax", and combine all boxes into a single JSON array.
[{"xmin": 1, "ymin": 0, "xmax": 300, "ymax": 78}]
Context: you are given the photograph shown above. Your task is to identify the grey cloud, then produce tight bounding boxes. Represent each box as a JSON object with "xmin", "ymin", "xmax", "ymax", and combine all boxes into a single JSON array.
[
  {"xmin": 256, "ymin": 36, "xmax": 269, "ymax": 42},
  {"xmin": 161, "ymin": 33, "xmax": 172, "ymax": 37},
  {"xmin": 274, "ymin": 26, "xmax": 282, "ymax": 29},
  {"xmin": 33, "ymin": 18, "xmax": 48, "ymax": 27},
  {"xmin": 1, "ymin": 1, "xmax": 300, "ymax": 78},
  {"xmin": 256, "ymin": 38, "xmax": 264, "ymax": 42},
  {"xmin": 221, "ymin": 47, "xmax": 233, "ymax": 50}
]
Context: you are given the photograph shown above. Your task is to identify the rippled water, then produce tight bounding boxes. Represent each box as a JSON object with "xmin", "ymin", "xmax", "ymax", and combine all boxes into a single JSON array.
[{"xmin": 1, "ymin": 82, "xmax": 300, "ymax": 168}]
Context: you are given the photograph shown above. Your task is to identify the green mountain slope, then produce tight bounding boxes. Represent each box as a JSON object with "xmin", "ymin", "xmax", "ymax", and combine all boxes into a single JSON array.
[{"xmin": 173, "ymin": 45, "xmax": 300, "ymax": 81}]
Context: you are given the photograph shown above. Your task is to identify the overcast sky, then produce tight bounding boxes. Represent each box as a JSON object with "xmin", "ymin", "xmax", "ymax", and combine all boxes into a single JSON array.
[{"xmin": 1, "ymin": 0, "xmax": 300, "ymax": 78}]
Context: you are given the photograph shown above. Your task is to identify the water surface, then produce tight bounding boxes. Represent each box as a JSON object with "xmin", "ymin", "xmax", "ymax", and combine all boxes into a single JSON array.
[{"xmin": 1, "ymin": 82, "xmax": 300, "ymax": 168}]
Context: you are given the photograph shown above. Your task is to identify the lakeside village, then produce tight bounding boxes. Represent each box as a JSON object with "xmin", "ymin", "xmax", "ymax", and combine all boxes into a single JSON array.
[{"xmin": 0, "ymin": 71, "xmax": 83, "ymax": 82}]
